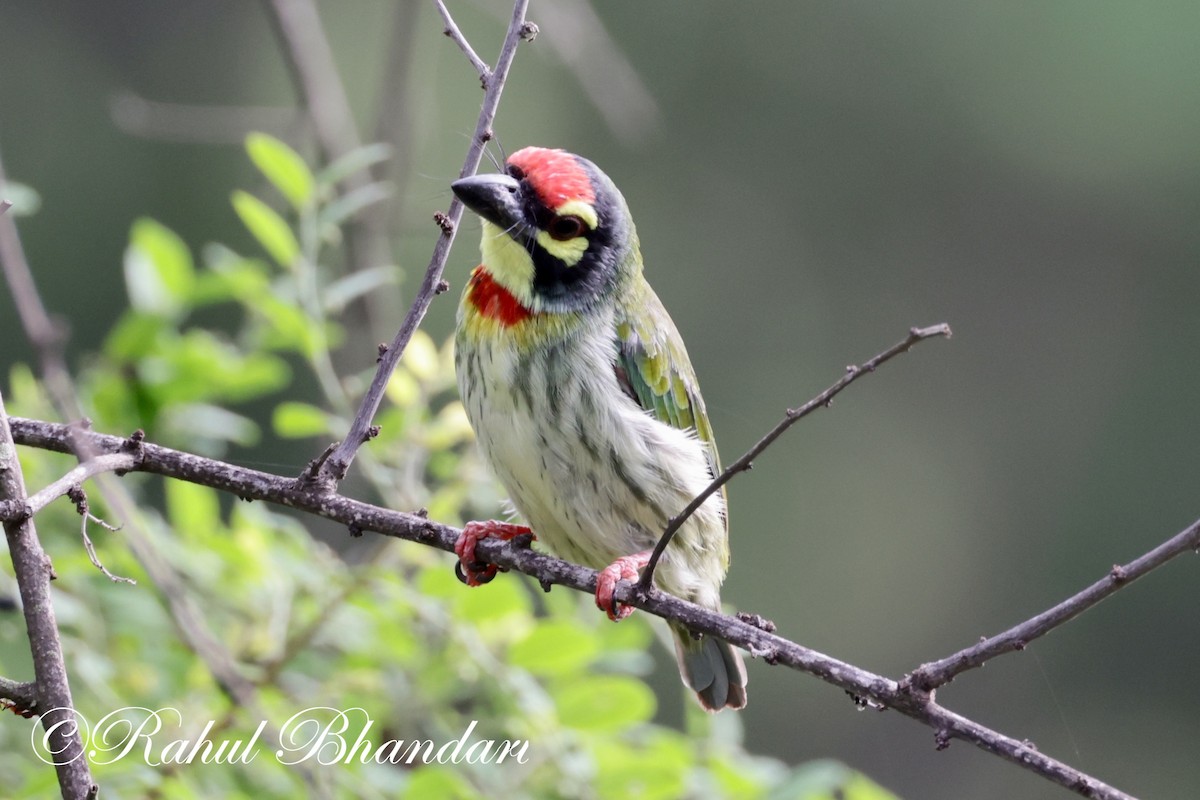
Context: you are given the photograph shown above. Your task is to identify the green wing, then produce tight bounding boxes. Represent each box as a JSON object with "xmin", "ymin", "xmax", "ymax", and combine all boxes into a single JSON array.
[{"xmin": 613, "ymin": 281, "xmax": 726, "ymax": 527}]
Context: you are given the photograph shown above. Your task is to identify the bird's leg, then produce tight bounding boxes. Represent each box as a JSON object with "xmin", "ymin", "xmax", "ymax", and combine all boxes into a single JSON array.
[
  {"xmin": 454, "ymin": 520, "xmax": 534, "ymax": 587},
  {"xmin": 595, "ymin": 550, "xmax": 652, "ymax": 621}
]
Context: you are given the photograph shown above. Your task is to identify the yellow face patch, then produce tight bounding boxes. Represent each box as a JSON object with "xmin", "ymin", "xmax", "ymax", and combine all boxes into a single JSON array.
[
  {"xmin": 554, "ymin": 200, "xmax": 598, "ymax": 230},
  {"xmin": 535, "ymin": 230, "xmax": 588, "ymax": 265},
  {"xmin": 534, "ymin": 199, "xmax": 598, "ymax": 267},
  {"xmin": 479, "ymin": 220, "xmax": 536, "ymax": 307}
]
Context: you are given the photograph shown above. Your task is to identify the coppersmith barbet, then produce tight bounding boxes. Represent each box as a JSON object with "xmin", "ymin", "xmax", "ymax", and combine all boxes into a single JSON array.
[{"xmin": 451, "ymin": 147, "xmax": 747, "ymax": 711}]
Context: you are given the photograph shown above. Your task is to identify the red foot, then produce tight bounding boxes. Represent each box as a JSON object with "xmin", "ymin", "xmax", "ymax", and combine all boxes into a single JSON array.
[
  {"xmin": 595, "ymin": 551, "xmax": 652, "ymax": 621},
  {"xmin": 454, "ymin": 520, "xmax": 534, "ymax": 587}
]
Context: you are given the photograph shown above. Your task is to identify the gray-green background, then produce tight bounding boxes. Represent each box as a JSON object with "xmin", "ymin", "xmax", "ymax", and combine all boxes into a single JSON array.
[{"xmin": 2, "ymin": 2, "xmax": 1198, "ymax": 798}]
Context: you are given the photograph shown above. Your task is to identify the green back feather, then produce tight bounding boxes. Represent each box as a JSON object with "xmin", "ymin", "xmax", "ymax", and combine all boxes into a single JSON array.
[{"xmin": 613, "ymin": 278, "xmax": 727, "ymax": 531}]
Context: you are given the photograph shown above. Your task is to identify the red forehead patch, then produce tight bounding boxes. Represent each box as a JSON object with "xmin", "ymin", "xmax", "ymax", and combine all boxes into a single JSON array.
[{"xmin": 508, "ymin": 147, "xmax": 595, "ymax": 209}]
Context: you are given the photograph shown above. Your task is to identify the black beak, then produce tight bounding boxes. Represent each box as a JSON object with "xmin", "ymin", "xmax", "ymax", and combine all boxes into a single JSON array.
[{"xmin": 451, "ymin": 173, "xmax": 523, "ymax": 230}]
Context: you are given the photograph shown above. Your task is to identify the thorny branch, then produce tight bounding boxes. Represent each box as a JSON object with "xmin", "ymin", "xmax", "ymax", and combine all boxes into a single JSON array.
[
  {"xmin": 0, "ymin": 396, "xmax": 96, "ymax": 799},
  {"xmin": 305, "ymin": 0, "xmax": 532, "ymax": 491},
  {"xmin": 10, "ymin": 415, "xmax": 1179, "ymax": 800},
  {"xmin": 1, "ymin": 122, "xmax": 329, "ymax": 800},
  {"xmin": 639, "ymin": 324, "xmax": 953, "ymax": 591}
]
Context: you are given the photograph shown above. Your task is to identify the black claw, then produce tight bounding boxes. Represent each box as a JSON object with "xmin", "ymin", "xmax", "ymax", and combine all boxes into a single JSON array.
[{"xmin": 454, "ymin": 559, "xmax": 499, "ymax": 585}]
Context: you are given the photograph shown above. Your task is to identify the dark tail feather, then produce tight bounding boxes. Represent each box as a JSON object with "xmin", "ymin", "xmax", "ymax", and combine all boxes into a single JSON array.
[{"xmin": 672, "ymin": 623, "xmax": 747, "ymax": 711}]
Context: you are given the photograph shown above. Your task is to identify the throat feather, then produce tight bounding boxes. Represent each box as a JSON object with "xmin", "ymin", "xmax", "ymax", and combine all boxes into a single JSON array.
[{"xmin": 467, "ymin": 267, "xmax": 534, "ymax": 326}]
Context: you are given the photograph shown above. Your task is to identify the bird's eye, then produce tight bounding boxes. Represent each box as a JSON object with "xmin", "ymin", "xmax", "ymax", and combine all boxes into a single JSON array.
[
  {"xmin": 506, "ymin": 164, "xmax": 526, "ymax": 181},
  {"xmin": 548, "ymin": 214, "xmax": 587, "ymax": 241}
]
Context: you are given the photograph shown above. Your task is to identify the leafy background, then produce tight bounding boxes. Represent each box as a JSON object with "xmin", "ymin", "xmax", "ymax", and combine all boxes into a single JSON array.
[{"xmin": 1, "ymin": 2, "xmax": 1199, "ymax": 798}]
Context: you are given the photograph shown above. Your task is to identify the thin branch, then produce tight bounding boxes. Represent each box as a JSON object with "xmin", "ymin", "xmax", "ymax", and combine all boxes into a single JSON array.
[
  {"xmin": 0, "ymin": 164, "xmax": 97, "ymax": 799},
  {"xmin": 8, "ymin": 415, "xmax": 1151, "ymax": 800},
  {"xmin": 909, "ymin": 516, "xmax": 1200, "ymax": 691},
  {"xmin": 435, "ymin": 0, "xmax": 492, "ymax": 86},
  {"xmin": 639, "ymin": 323, "xmax": 953, "ymax": 591},
  {"xmin": 0, "ymin": 396, "xmax": 96, "ymax": 798},
  {"xmin": 5, "ymin": 452, "xmax": 139, "ymax": 519},
  {"xmin": 0, "ymin": 143, "xmax": 324, "ymax": 792},
  {"xmin": 63, "ymin": 486, "xmax": 136, "ymax": 585},
  {"xmin": 307, "ymin": 0, "xmax": 532, "ymax": 491}
]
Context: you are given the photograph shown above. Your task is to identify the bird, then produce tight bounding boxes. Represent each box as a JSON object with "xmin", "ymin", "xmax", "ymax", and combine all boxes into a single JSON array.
[{"xmin": 450, "ymin": 146, "xmax": 746, "ymax": 711}]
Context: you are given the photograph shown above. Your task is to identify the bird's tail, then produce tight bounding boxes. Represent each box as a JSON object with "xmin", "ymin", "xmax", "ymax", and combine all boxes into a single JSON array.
[{"xmin": 671, "ymin": 622, "xmax": 747, "ymax": 711}]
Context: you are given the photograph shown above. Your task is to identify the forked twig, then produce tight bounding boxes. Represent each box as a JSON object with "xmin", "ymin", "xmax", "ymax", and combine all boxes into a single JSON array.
[
  {"xmin": 639, "ymin": 324, "xmax": 953, "ymax": 591},
  {"xmin": 435, "ymin": 0, "xmax": 491, "ymax": 85},
  {"xmin": 908, "ymin": 515, "xmax": 1200, "ymax": 690}
]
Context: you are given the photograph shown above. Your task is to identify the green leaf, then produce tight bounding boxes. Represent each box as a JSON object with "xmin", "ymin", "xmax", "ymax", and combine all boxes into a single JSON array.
[
  {"xmin": 123, "ymin": 218, "xmax": 196, "ymax": 316},
  {"xmin": 402, "ymin": 767, "xmax": 475, "ymax": 800},
  {"xmin": 594, "ymin": 736, "xmax": 690, "ymax": 800},
  {"xmin": 322, "ymin": 265, "xmax": 401, "ymax": 313},
  {"xmin": 768, "ymin": 760, "xmax": 901, "ymax": 800},
  {"xmin": 552, "ymin": 675, "xmax": 655, "ymax": 732},
  {"xmin": 453, "ymin": 573, "xmax": 530, "ymax": 624},
  {"xmin": 272, "ymin": 401, "xmax": 330, "ymax": 438},
  {"xmin": 250, "ymin": 295, "xmax": 324, "ymax": 357},
  {"xmin": 159, "ymin": 403, "xmax": 260, "ymax": 448},
  {"xmin": 424, "ymin": 402, "xmax": 474, "ymax": 451},
  {"xmin": 245, "ymin": 132, "xmax": 314, "ymax": 210},
  {"xmin": 166, "ymin": 477, "xmax": 222, "ymax": 539},
  {"xmin": 231, "ymin": 190, "xmax": 300, "ymax": 268},
  {"xmin": 402, "ymin": 329, "xmax": 440, "ymax": 382},
  {"xmin": 318, "ymin": 181, "xmax": 394, "ymax": 236},
  {"xmin": 104, "ymin": 312, "xmax": 171, "ymax": 361},
  {"xmin": 509, "ymin": 620, "xmax": 600, "ymax": 677},
  {"xmin": 316, "ymin": 142, "xmax": 393, "ymax": 189}
]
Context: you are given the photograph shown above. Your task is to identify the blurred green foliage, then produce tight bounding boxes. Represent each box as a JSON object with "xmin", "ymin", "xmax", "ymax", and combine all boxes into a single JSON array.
[
  {"xmin": 3, "ymin": 3, "xmax": 1197, "ymax": 797},
  {"xmin": 0, "ymin": 135, "xmax": 898, "ymax": 799}
]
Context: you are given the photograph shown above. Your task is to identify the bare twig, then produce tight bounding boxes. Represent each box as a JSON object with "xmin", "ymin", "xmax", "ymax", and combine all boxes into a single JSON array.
[
  {"xmin": 0, "ymin": 396, "xmax": 96, "ymax": 798},
  {"xmin": 639, "ymin": 324, "xmax": 953, "ymax": 591},
  {"xmin": 0, "ymin": 163, "xmax": 97, "ymax": 799},
  {"xmin": 63, "ymin": 486, "xmax": 136, "ymax": 585},
  {"xmin": 435, "ymin": 0, "xmax": 491, "ymax": 85},
  {"xmin": 9, "ymin": 415, "xmax": 1156, "ymax": 800},
  {"xmin": 4, "ymin": 452, "xmax": 139, "ymax": 519},
  {"xmin": 0, "ymin": 143, "xmax": 323, "ymax": 794},
  {"xmin": 909, "ymin": 516, "xmax": 1200, "ymax": 691},
  {"xmin": 307, "ymin": 0, "xmax": 532, "ymax": 491}
]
